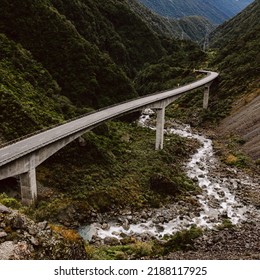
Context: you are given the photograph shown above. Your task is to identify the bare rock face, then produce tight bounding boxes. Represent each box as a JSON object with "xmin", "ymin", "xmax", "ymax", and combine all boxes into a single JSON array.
[{"xmin": 0, "ymin": 203, "xmax": 87, "ymax": 260}]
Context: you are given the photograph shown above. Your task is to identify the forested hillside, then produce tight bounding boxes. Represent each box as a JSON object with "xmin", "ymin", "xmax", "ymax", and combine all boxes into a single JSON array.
[
  {"xmin": 0, "ymin": 0, "xmax": 206, "ymax": 142},
  {"xmin": 137, "ymin": 0, "xmax": 253, "ymax": 24},
  {"xmin": 1, "ymin": 0, "xmax": 138, "ymax": 109},
  {"xmin": 0, "ymin": 33, "xmax": 73, "ymax": 140},
  {"xmin": 126, "ymin": 0, "xmax": 215, "ymax": 43},
  {"xmin": 208, "ymin": 0, "xmax": 259, "ymax": 115},
  {"xmin": 209, "ymin": 0, "xmax": 260, "ymax": 159},
  {"xmin": 162, "ymin": 1, "xmax": 259, "ymax": 123},
  {"xmin": 0, "ymin": 0, "xmax": 259, "ymax": 261},
  {"xmin": 162, "ymin": 0, "xmax": 259, "ymax": 159}
]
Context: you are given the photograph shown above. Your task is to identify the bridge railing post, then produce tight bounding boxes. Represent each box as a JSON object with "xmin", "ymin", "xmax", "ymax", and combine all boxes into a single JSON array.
[{"xmin": 155, "ymin": 107, "xmax": 165, "ymax": 150}]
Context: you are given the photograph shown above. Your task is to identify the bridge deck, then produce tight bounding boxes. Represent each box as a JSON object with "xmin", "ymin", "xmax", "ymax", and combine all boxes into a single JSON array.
[{"xmin": 0, "ymin": 70, "xmax": 218, "ymax": 168}]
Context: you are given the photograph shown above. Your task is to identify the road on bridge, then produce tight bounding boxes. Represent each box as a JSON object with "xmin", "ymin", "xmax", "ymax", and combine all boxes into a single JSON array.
[{"xmin": 0, "ymin": 70, "xmax": 218, "ymax": 168}]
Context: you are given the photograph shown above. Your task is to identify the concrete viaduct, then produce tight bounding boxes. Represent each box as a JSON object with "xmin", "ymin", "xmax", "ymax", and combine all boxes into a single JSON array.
[{"xmin": 0, "ymin": 70, "xmax": 218, "ymax": 205}]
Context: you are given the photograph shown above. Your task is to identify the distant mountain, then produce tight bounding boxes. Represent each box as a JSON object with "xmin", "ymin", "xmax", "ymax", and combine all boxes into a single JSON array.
[
  {"xmin": 137, "ymin": 0, "xmax": 254, "ymax": 24},
  {"xmin": 178, "ymin": 16, "xmax": 214, "ymax": 42},
  {"xmin": 210, "ymin": 0, "xmax": 259, "ymax": 48},
  {"xmin": 126, "ymin": 0, "xmax": 215, "ymax": 43}
]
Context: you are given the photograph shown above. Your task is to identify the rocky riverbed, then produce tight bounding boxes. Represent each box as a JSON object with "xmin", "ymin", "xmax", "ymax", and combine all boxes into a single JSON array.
[
  {"xmin": 0, "ymin": 204, "xmax": 86, "ymax": 259},
  {"xmin": 79, "ymin": 110, "xmax": 260, "ymax": 258}
]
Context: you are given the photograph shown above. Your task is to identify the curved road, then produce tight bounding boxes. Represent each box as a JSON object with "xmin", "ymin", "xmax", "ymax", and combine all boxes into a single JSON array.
[{"xmin": 0, "ymin": 70, "xmax": 218, "ymax": 168}]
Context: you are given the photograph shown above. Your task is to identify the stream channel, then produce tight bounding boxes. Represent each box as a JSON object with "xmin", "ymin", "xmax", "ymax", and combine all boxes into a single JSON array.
[{"xmin": 79, "ymin": 109, "xmax": 258, "ymax": 243}]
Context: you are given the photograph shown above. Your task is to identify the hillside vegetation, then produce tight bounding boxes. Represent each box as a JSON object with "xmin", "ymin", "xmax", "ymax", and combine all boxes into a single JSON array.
[
  {"xmin": 126, "ymin": 0, "xmax": 215, "ymax": 43},
  {"xmin": 209, "ymin": 0, "xmax": 259, "ymax": 119},
  {"xmin": 162, "ymin": 1, "xmax": 259, "ymax": 160},
  {"xmin": 138, "ymin": 0, "xmax": 253, "ymax": 24},
  {"xmin": 163, "ymin": 1, "xmax": 259, "ymax": 124},
  {"xmin": 0, "ymin": 33, "xmax": 73, "ymax": 140},
  {"xmin": 209, "ymin": 0, "xmax": 260, "ymax": 160},
  {"xmin": 0, "ymin": 0, "xmax": 205, "ymax": 142},
  {"xmin": 0, "ymin": 0, "xmax": 205, "ymax": 218},
  {"xmin": 0, "ymin": 0, "xmax": 259, "ymax": 260},
  {"xmin": 0, "ymin": 0, "xmax": 139, "ymax": 109}
]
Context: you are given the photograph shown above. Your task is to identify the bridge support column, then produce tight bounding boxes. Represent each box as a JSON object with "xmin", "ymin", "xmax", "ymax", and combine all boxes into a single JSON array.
[
  {"xmin": 203, "ymin": 84, "xmax": 210, "ymax": 109},
  {"xmin": 20, "ymin": 168, "xmax": 37, "ymax": 205},
  {"xmin": 155, "ymin": 107, "xmax": 165, "ymax": 150}
]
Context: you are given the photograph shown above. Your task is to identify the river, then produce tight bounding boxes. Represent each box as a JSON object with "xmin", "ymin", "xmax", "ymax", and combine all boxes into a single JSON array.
[{"xmin": 79, "ymin": 109, "xmax": 258, "ymax": 242}]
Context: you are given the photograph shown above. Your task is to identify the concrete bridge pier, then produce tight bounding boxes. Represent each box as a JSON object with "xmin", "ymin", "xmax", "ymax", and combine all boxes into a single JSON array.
[
  {"xmin": 155, "ymin": 107, "xmax": 165, "ymax": 150},
  {"xmin": 203, "ymin": 83, "xmax": 212, "ymax": 109},
  {"xmin": 19, "ymin": 168, "xmax": 37, "ymax": 205}
]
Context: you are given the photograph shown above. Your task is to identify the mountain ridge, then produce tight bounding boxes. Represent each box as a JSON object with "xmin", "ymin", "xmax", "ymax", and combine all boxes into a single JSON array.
[
  {"xmin": 0, "ymin": 0, "xmax": 259, "ymax": 261},
  {"xmin": 137, "ymin": 0, "xmax": 254, "ymax": 24},
  {"xmin": 126, "ymin": 0, "xmax": 215, "ymax": 43}
]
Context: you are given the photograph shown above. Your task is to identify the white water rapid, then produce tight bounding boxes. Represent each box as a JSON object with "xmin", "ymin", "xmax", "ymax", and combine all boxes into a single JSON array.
[{"xmin": 79, "ymin": 110, "xmax": 257, "ymax": 242}]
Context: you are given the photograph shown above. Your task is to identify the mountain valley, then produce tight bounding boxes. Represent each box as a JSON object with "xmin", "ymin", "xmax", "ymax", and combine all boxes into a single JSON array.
[{"xmin": 0, "ymin": 0, "xmax": 259, "ymax": 260}]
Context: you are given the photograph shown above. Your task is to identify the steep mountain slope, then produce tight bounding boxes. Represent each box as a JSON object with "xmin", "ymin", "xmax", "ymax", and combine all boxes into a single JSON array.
[
  {"xmin": 209, "ymin": 0, "xmax": 260, "ymax": 160},
  {"xmin": 51, "ymin": 0, "xmax": 166, "ymax": 77},
  {"xmin": 137, "ymin": 0, "xmax": 254, "ymax": 24},
  {"xmin": 178, "ymin": 16, "xmax": 213, "ymax": 43},
  {"xmin": 210, "ymin": 0, "xmax": 259, "ymax": 49},
  {"xmin": 0, "ymin": 33, "xmax": 73, "ymax": 141},
  {"xmin": 0, "ymin": 0, "xmax": 141, "ymax": 108},
  {"xmin": 137, "ymin": 0, "xmax": 259, "ymax": 160},
  {"xmin": 0, "ymin": 0, "xmax": 259, "ymax": 261},
  {"xmin": 0, "ymin": 0, "xmax": 204, "ymax": 143},
  {"xmin": 209, "ymin": 0, "xmax": 259, "ymax": 106},
  {"xmin": 126, "ymin": 0, "xmax": 214, "ymax": 43},
  {"xmin": 0, "ymin": 0, "xmax": 205, "ymax": 239}
]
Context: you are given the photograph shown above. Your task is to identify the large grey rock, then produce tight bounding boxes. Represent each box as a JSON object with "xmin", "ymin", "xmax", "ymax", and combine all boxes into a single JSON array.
[
  {"xmin": 0, "ymin": 241, "xmax": 16, "ymax": 259},
  {"xmin": 0, "ymin": 204, "xmax": 11, "ymax": 214},
  {"xmin": 0, "ymin": 231, "xmax": 8, "ymax": 238},
  {"xmin": 103, "ymin": 236, "xmax": 121, "ymax": 246}
]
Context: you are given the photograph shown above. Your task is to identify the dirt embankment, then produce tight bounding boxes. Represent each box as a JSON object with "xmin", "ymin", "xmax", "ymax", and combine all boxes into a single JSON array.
[{"xmin": 217, "ymin": 89, "xmax": 260, "ymax": 160}]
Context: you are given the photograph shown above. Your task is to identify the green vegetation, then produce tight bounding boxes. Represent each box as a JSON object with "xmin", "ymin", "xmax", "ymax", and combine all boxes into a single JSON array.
[
  {"xmin": 84, "ymin": 226, "xmax": 203, "ymax": 260},
  {"xmin": 217, "ymin": 218, "xmax": 235, "ymax": 230},
  {"xmin": 0, "ymin": 0, "xmax": 138, "ymax": 108},
  {"xmin": 0, "ymin": 0, "xmax": 206, "ymax": 142},
  {"xmin": 85, "ymin": 241, "xmax": 158, "ymax": 260},
  {"xmin": 0, "ymin": 0, "xmax": 258, "ymax": 259},
  {"xmin": 207, "ymin": 0, "xmax": 259, "ymax": 121},
  {"xmin": 163, "ymin": 225, "xmax": 203, "ymax": 253},
  {"xmin": 0, "ymin": 33, "xmax": 72, "ymax": 140},
  {"xmin": 0, "ymin": 0, "xmax": 205, "ymax": 227},
  {"xmin": 0, "ymin": 193, "xmax": 22, "ymax": 209},
  {"xmin": 221, "ymin": 135, "xmax": 250, "ymax": 168},
  {"xmin": 178, "ymin": 16, "xmax": 215, "ymax": 42},
  {"xmin": 158, "ymin": 1, "xmax": 259, "ymax": 127},
  {"xmin": 126, "ymin": 0, "xmax": 215, "ymax": 43},
  {"xmin": 32, "ymin": 120, "xmax": 198, "ymax": 223},
  {"xmin": 137, "ymin": 0, "xmax": 253, "ymax": 24}
]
